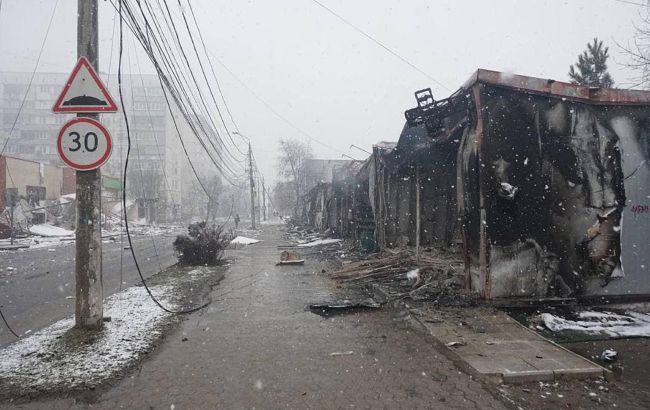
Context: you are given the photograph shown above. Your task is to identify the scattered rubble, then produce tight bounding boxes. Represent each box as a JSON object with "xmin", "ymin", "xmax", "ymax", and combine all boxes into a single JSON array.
[
  {"xmin": 327, "ymin": 249, "xmax": 476, "ymax": 307},
  {"xmin": 309, "ymin": 298, "xmax": 381, "ymax": 317},
  {"xmin": 276, "ymin": 250, "xmax": 304, "ymax": 266},
  {"xmin": 600, "ymin": 349, "xmax": 618, "ymax": 362}
]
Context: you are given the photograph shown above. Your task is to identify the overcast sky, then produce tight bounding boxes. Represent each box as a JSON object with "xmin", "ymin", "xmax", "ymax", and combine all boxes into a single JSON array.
[{"xmin": 0, "ymin": 0, "xmax": 647, "ymax": 186}]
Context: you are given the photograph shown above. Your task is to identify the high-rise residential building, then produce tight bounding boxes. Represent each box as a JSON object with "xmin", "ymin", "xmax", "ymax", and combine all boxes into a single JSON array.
[{"xmin": 0, "ymin": 71, "xmax": 199, "ymax": 221}]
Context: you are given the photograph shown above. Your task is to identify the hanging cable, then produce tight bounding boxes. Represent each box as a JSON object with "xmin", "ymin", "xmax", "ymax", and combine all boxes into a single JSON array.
[
  {"xmin": 310, "ymin": 0, "xmax": 451, "ymax": 92},
  {"xmin": 0, "ymin": 306, "xmax": 19, "ymax": 338},
  {"xmin": 0, "ymin": 0, "xmax": 60, "ymax": 156},
  {"xmin": 118, "ymin": 0, "xmax": 208, "ymax": 315}
]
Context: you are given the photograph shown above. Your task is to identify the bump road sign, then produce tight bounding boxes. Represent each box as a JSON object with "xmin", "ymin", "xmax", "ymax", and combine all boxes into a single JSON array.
[
  {"xmin": 57, "ymin": 117, "xmax": 113, "ymax": 171},
  {"xmin": 52, "ymin": 56, "xmax": 118, "ymax": 114}
]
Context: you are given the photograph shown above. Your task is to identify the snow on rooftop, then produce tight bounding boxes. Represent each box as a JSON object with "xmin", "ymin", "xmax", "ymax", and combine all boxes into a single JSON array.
[
  {"xmin": 230, "ymin": 236, "xmax": 260, "ymax": 245},
  {"xmin": 29, "ymin": 224, "xmax": 74, "ymax": 237},
  {"xmin": 0, "ymin": 285, "xmax": 175, "ymax": 395}
]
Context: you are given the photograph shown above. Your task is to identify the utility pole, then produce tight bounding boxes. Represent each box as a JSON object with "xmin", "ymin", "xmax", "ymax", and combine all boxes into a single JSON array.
[
  {"xmin": 415, "ymin": 165, "xmax": 421, "ymax": 265},
  {"xmin": 257, "ymin": 175, "xmax": 262, "ymax": 223},
  {"xmin": 248, "ymin": 143, "xmax": 256, "ymax": 229},
  {"xmin": 75, "ymin": 0, "xmax": 103, "ymax": 329},
  {"xmin": 262, "ymin": 176, "xmax": 267, "ymax": 221},
  {"xmin": 7, "ymin": 191, "xmax": 15, "ymax": 246}
]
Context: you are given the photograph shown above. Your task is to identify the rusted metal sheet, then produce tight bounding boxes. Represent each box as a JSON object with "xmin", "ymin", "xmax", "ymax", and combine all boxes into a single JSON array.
[{"xmin": 459, "ymin": 69, "xmax": 650, "ymax": 105}]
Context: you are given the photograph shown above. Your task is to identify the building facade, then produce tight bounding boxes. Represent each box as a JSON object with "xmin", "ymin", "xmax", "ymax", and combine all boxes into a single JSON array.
[{"xmin": 0, "ymin": 71, "xmax": 185, "ymax": 221}]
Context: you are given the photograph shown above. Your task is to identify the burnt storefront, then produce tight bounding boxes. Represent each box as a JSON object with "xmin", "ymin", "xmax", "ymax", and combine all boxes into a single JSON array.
[
  {"xmin": 300, "ymin": 69, "xmax": 650, "ymax": 300},
  {"xmin": 405, "ymin": 70, "xmax": 650, "ymax": 299}
]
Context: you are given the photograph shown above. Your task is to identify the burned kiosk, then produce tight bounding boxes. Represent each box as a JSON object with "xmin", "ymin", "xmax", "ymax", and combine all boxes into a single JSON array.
[{"xmin": 396, "ymin": 69, "xmax": 650, "ymax": 300}]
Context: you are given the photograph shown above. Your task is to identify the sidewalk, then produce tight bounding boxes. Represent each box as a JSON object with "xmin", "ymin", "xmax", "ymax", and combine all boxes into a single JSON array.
[
  {"xmin": 3, "ymin": 225, "xmax": 506, "ymax": 409},
  {"xmin": 406, "ymin": 305, "xmax": 606, "ymax": 383}
]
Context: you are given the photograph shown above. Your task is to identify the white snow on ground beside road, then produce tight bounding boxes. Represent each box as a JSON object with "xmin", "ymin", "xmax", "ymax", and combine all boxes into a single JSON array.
[
  {"xmin": 28, "ymin": 224, "xmax": 74, "ymax": 237},
  {"xmin": 230, "ymin": 236, "xmax": 260, "ymax": 245},
  {"xmin": 0, "ymin": 285, "xmax": 174, "ymax": 394},
  {"xmin": 540, "ymin": 310, "xmax": 650, "ymax": 338},
  {"xmin": 297, "ymin": 238, "xmax": 342, "ymax": 247}
]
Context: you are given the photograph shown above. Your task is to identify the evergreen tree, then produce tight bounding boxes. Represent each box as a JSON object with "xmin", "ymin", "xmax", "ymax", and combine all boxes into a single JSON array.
[{"xmin": 569, "ymin": 38, "xmax": 614, "ymax": 88}]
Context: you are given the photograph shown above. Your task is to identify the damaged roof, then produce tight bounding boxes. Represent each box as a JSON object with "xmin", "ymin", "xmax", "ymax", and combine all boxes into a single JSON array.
[{"xmin": 464, "ymin": 68, "xmax": 650, "ymax": 105}]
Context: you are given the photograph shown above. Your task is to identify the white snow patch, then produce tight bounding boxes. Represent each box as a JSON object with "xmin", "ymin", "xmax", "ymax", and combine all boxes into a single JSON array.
[
  {"xmin": 29, "ymin": 224, "xmax": 74, "ymax": 237},
  {"xmin": 540, "ymin": 310, "xmax": 650, "ymax": 338},
  {"xmin": 0, "ymin": 285, "xmax": 175, "ymax": 393},
  {"xmin": 230, "ymin": 236, "xmax": 260, "ymax": 245},
  {"xmin": 406, "ymin": 269, "xmax": 420, "ymax": 280},
  {"xmin": 500, "ymin": 182, "xmax": 519, "ymax": 199},
  {"xmin": 297, "ymin": 238, "xmax": 342, "ymax": 248}
]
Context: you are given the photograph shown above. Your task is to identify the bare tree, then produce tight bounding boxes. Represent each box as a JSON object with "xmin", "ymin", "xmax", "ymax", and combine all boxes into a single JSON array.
[
  {"xmin": 617, "ymin": 3, "xmax": 650, "ymax": 88},
  {"xmin": 203, "ymin": 174, "xmax": 222, "ymax": 224},
  {"xmin": 277, "ymin": 138, "xmax": 313, "ymax": 215},
  {"xmin": 127, "ymin": 166, "xmax": 164, "ymax": 223}
]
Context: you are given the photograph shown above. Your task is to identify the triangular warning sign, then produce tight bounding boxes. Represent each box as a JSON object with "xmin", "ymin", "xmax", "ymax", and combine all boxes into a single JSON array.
[{"xmin": 53, "ymin": 56, "xmax": 118, "ymax": 113}]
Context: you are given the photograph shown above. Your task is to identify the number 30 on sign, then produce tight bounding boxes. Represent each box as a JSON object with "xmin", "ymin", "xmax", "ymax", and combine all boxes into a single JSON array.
[{"xmin": 57, "ymin": 117, "xmax": 112, "ymax": 171}]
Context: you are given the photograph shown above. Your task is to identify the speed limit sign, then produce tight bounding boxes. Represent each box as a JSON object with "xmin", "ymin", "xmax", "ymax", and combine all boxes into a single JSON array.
[{"xmin": 57, "ymin": 117, "xmax": 112, "ymax": 171}]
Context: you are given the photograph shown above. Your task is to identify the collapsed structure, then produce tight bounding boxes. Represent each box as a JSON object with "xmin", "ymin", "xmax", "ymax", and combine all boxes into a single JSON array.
[{"xmin": 301, "ymin": 69, "xmax": 650, "ymax": 300}]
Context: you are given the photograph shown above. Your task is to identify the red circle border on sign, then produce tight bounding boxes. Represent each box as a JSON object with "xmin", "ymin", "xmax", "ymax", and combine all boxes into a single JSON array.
[{"xmin": 57, "ymin": 117, "xmax": 113, "ymax": 171}]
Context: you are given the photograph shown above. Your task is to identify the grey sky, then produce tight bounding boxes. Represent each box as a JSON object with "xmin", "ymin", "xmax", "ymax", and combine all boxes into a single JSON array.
[{"xmin": 0, "ymin": 0, "xmax": 646, "ymax": 186}]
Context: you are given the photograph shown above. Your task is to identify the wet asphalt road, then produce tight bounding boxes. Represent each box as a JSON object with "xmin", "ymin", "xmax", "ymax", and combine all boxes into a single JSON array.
[{"xmin": 0, "ymin": 233, "xmax": 177, "ymax": 347}]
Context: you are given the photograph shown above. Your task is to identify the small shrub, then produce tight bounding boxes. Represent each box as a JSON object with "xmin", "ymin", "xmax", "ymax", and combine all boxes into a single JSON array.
[{"xmin": 173, "ymin": 221, "xmax": 229, "ymax": 266}]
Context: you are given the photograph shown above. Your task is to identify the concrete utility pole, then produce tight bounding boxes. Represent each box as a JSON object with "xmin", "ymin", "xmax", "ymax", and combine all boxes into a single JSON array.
[
  {"xmin": 248, "ymin": 143, "xmax": 256, "ymax": 229},
  {"xmin": 75, "ymin": 0, "xmax": 103, "ymax": 329},
  {"xmin": 262, "ymin": 176, "xmax": 267, "ymax": 221}
]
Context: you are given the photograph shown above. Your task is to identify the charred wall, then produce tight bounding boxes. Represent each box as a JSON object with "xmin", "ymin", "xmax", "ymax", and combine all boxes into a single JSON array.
[{"xmin": 476, "ymin": 85, "xmax": 629, "ymax": 298}]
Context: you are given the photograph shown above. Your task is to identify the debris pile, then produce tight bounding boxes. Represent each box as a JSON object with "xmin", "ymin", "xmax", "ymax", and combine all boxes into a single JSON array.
[
  {"xmin": 276, "ymin": 250, "xmax": 305, "ymax": 266},
  {"xmin": 328, "ymin": 249, "xmax": 477, "ymax": 306}
]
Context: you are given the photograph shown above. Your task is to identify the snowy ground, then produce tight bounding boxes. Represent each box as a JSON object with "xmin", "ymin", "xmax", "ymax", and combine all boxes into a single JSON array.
[
  {"xmin": 230, "ymin": 236, "xmax": 260, "ymax": 245},
  {"xmin": 0, "ymin": 223, "xmax": 180, "ymax": 252},
  {"xmin": 0, "ymin": 266, "xmax": 218, "ymax": 398},
  {"xmin": 0, "ymin": 286, "xmax": 175, "ymax": 397},
  {"xmin": 540, "ymin": 310, "xmax": 650, "ymax": 338},
  {"xmin": 297, "ymin": 238, "xmax": 342, "ymax": 248}
]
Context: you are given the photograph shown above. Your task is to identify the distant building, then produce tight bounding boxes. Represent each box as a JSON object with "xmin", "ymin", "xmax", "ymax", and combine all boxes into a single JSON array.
[
  {"xmin": 0, "ymin": 71, "xmax": 189, "ymax": 220},
  {"xmin": 0, "ymin": 154, "xmax": 75, "ymax": 209},
  {"xmin": 303, "ymin": 159, "xmax": 353, "ymax": 192}
]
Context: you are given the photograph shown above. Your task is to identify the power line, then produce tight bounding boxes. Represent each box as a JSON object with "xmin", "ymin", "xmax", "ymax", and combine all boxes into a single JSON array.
[
  {"xmin": 310, "ymin": 0, "xmax": 451, "ymax": 92},
  {"xmin": 108, "ymin": 0, "xmax": 245, "ymax": 183},
  {"xmin": 186, "ymin": 0, "xmax": 241, "ymax": 134},
  {"xmin": 612, "ymin": 0, "xmax": 648, "ymax": 6},
  {"xmin": 0, "ymin": 306, "xmax": 19, "ymax": 338},
  {"xmin": 0, "ymin": 0, "xmax": 60, "ymax": 156},
  {"xmin": 118, "ymin": 0, "xmax": 209, "ymax": 316},
  {"xmin": 157, "ymin": 0, "xmax": 246, "ymax": 167},
  {"xmin": 208, "ymin": 52, "xmax": 347, "ymax": 156},
  {"xmin": 175, "ymin": 0, "xmax": 246, "ymax": 156}
]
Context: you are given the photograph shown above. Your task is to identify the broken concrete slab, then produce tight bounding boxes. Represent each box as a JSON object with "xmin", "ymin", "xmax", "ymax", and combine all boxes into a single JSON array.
[{"xmin": 410, "ymin": 307, "xmax": 608, "ymax": 384}]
